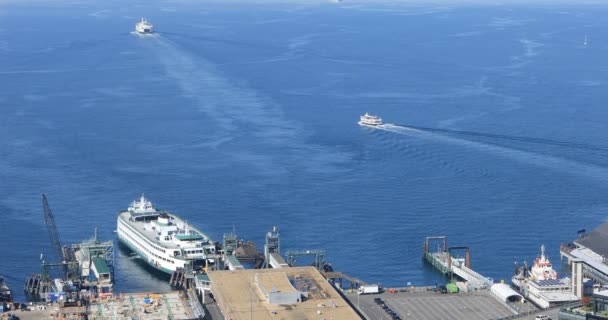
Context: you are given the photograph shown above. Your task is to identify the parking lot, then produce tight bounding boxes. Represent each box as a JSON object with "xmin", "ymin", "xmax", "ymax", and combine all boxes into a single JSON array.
[{"xmin": 346, "ymin": 290, "xmax": 518, "ymax": 320}]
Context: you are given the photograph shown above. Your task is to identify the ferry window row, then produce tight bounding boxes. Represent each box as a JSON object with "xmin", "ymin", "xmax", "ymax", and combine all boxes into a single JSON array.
[{"xmin": 119, "ymin": 226, "xmax": 176, "ymax": 265}]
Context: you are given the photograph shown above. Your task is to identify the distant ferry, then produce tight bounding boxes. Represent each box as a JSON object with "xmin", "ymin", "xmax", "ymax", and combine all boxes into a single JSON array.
[
  {"xmin": 358, "ymin": 113, "xmax": 383, "ymax": 126},
  {"xmin": 116, "ymin": 195, "xmax": 217, "ymax": 274},
  {"xmin": 135, "ymin": 18, "xmax": 153, "ymax": 34}
]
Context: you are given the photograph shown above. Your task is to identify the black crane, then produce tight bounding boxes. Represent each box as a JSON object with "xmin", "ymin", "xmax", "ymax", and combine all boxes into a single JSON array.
[
  {"xmin": 24, "ymin": 195, "xmax": 81, "ymax": 298},
  {"xmin": 42, "ymin": 194, "xmax": 64, "ymax": 264}
]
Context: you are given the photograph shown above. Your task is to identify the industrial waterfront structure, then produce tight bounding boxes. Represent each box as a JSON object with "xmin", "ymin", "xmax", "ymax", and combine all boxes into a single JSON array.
[
  {"xmin": 0, "ymin": 276, "xmax": 12, "ymax": 307},
  {"xmin": 24, "ymin": 195, "xmax": 114, "ymax": 301},
  {"xmin": 561, "ymin": 224, "xmax": 608, "ymax": 286}
]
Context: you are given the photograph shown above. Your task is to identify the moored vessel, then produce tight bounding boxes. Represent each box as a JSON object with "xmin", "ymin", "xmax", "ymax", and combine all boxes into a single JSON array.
[
  {"xmin": 135, "ymin": 18, "xmax": 153, "ymax": 34},
  {"xmin": 530, "ymin": 245, "xmax": 558, "ymax": 281},
  {"xmin": 511, "ymin": 260, "xmax": 529, "ymax": 290},
  {"xmin": 358, "ymin": 113, "xmax": 383, "ymax": 126},
  {"xmin": 0, "ymin": 275, "xmax": 12, "ymax": 303},
  {"xmin": 116, "ymin": 195, "xmax": 217, "ymax": 274},
  {"xmin": 512, "ymin": 245, "xmax": 558, "ymax": 290}
]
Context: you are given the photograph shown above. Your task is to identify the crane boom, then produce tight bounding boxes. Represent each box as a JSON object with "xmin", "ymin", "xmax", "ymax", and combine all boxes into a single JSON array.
[{"xmin": 42, "ymin": 194, "xmax": 63, "ymax": 263}]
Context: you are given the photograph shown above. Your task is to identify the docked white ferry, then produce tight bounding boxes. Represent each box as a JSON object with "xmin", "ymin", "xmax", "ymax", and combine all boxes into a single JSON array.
[
  {"xmin": 117, "ymin": 195, "xmax": 217, "ymax": 274},
  {"xmin": 135, "ymin": 18, "xmax": 153, "ymax": 34},
  {"xmin": 358, "ymin": 113, "xmax": 383, "ymax": 126}
]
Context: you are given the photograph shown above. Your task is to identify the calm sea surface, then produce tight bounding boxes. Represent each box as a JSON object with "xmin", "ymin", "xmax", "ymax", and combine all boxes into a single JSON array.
[{"xmin": 2, "ymin": 0, "xmax": 608, "ymax": 302}]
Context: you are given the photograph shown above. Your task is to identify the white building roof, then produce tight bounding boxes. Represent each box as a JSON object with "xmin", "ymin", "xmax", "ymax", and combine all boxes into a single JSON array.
[
  {"xmin": 570, "ymin": 248, "xmax": 608, "ymax": 276},
  {"xmin": 491, "ymin": 283, "xmax": 523, "ymax": 303}
]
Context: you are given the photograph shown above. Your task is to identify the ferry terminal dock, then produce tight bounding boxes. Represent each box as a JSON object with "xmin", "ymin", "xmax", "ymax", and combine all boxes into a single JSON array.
[
  {"xmin": 2, "ymin": 196, "xmax": 605, "ymax": 320},
  {"xmin": 1, "ymin": 224, "xmax": 572, "ymax": 320}
]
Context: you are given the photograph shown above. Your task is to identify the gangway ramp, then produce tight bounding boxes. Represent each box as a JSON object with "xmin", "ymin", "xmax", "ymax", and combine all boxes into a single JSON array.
[
  {"xmin": 226, "ymin": 255, "xmax": 244, "ymax": 271},
  {"xmin": 450, "ymin": 261, "xmax": 492, "ymax": 287},
  {"xmin": 270, "ymin": 252, "xmax": 290, "ymax": 269}
]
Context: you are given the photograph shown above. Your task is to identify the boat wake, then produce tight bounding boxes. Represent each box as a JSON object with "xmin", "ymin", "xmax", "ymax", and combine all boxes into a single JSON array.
[
  {"xmin": 130, "ymin": 31, "xmax": 160, "ymax": 38},
  {"xmin": 135, "ymin": 34, "xmax": 352, "ymax": 176},
  {"xmin": 393, "ymin": 124, "xmax": 608, "ymax": 153},
  {"xmin": 370, "ymin": 123, "xmax": 608, "ymax": 182}
]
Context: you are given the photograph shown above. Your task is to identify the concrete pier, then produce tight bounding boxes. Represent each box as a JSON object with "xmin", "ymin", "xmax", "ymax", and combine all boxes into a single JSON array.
[{"xmin": 423, "ymin": 236, "xmax": 493, "ymax": 289}]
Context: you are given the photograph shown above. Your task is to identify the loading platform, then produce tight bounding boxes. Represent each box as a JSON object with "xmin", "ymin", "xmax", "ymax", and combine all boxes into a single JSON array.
[
  {"xmin": 423, "ymin": 236, "xmax": 492, "ymax": 289},
  {"xmin": 225, "ymin": 254, "xmax": 245, "ymax": 271},
  {"xmin": 269, "ymin": 252, "xmax": 289, "ymax": 269}
]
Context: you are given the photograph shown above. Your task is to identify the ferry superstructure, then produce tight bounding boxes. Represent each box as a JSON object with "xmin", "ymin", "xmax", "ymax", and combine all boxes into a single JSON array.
[
  {"xmin": 530, "ymin": 245, "xmax": 558, "ymax": 281},
  {"xmin": 135, "ymin": 18, "xmax": 153, "ymax": 34},
  {"xmin": 117, "ymin": 195, "xmax": 217, "ymax": 274},
  {"xmin": 358, "ymin": 113, "xmax": 383, "ymax": 126}
]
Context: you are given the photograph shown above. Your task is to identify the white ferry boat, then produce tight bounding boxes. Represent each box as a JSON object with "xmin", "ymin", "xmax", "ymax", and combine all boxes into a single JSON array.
[
  {"xmin": 358, "ymin": 113, "xmax": 383, "ymax": 126},
  {"xmin": 116, "ymin": 195, "xmax": 217, "ymax": 274},
  {"xmin": 135, "ymin": 18, "xmax": 153, "ymax": 34}
]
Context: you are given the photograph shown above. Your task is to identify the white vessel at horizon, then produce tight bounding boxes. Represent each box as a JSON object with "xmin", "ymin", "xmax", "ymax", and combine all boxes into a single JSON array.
[
  {"xmin": 135, "ymin": 18, "xmax": 153, "ymax": 34},
  {"xmin": 358, "ymin": 113, "xmax": 383, "ymax": 126},
  {"xmin": 116, "ymin": 195, "xmax": 217, "ymax": 274}
]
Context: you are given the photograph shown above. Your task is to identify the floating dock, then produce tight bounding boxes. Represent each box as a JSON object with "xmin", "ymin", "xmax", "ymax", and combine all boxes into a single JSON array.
[{"xmin": 423, "ymin": 236, "xmax": 492, "ymax": 289}]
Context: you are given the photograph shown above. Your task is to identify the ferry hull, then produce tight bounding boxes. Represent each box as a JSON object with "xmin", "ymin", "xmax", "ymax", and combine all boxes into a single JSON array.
[{"xmin": 358, "ymin": 121, "xmax": 382, "ymax": 127}]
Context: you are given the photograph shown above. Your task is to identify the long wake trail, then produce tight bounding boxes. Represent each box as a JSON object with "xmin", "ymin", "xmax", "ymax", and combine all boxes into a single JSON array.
[
  {"xmin": 374, "ymin": 123, "xmax": 608, "ymax": 182},
  {"xmin": 394, "ymin": 124, "xmax": 608, "ymax": 153},
  {"xmin": 135, "ymin": 33, "xmax": 350, "ymax": 175}
]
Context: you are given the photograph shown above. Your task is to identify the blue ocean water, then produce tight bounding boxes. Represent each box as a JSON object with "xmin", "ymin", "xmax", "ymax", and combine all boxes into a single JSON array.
[{"xmin": 2, "ymin": 0, "xmax": 608, "ymax": 302}]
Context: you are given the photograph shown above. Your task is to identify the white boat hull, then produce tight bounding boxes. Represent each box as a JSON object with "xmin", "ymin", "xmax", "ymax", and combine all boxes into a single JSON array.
[{"xmin": 358, "ymin": 121, "xmax": 382, "ymax": 127}]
